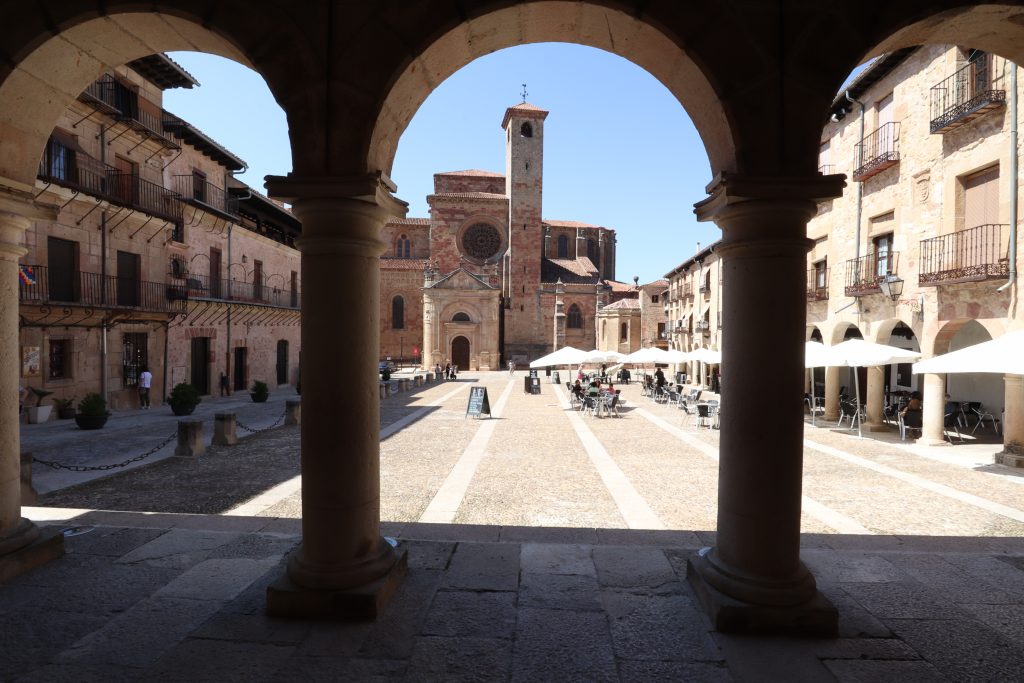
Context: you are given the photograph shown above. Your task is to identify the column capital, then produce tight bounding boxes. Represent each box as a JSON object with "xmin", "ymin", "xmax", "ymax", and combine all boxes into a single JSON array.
[
  {"xmin": 264, "ymin": 171, "xmax": 408, "ymax": 219},
  {"xmin": 693, "ymin": 172, "xmax": 846, "ymax": 223}
]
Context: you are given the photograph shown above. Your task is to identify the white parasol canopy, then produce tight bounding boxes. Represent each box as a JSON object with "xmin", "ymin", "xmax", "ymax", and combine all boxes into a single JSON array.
[
  {"xmin": 913, "ymin": 330, "xmax": 1024, "ymax": 375},
  {"xmin": 529, "ymin": 345, "xmax": 586, "ymax": 368},
  {"xmin": 663, "ymin": 349, "xmax": 688, "ymax": 363},
  {"xmin": 804, "ymin": 341, "xmax": 829, "ymax": 427},
  {"xmin": 688, "ymin": 347, "xmax": 722, "ymax": 364},
  {"xmin": 582, "ymin": 349, "xmax": 627, "ymax": 364},
  {"xmin": 623, "ymin": 347, "xmax": 671, "ymax": 364}
]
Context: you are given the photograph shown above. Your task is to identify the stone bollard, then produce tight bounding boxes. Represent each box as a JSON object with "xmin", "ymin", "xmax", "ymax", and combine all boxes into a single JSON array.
[
  {"xmin": 398, "ymin": 378, "xmax": 410, "ymax": 392},
  {"xmin": 20, "ymin": 451, "xmax": 37, "ymax": 505},
  {"xmin": 286, "ymin": 399, "xmax": 301, "ymax": 426},
  {"xmin": 413, "ymin": 375, "xmax": 423, "ymax": 387},
  {"xmin": 379, "ymin": 382, "xmax": 387, "ymax": 399},
  {"xmin": 174, "ymin": 420, "xmax": 205, "ymax": 458},
  {"xmin": 387, "ymin": 381, "xmax": 398, "ymax": 396},
  {"xmin": 213, "ymin": 412, "xmax": 238, "ymax": 446}
]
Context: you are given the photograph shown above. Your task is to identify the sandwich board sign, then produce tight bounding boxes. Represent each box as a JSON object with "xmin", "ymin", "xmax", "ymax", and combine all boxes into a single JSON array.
[{"xmin": 466, "ymin": 385, "xmax": 491, "ymax": 418}]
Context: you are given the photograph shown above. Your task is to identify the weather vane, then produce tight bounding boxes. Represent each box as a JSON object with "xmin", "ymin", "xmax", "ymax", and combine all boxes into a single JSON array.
[{"xmin": 521, "ymin": 83, "xmax": 528, "ymax": 102}]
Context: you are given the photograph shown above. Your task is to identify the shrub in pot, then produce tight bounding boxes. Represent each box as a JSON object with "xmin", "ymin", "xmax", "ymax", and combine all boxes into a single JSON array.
[
  {"xmin": 167, "ymin": 382, "xmax": 201, "ymax": 416},
  {"xmin": 251, "ymin": 380, "xmax": 269, "ymax": 403},
  {"xmin": 74, "ymin": 393, "xmax": 109, "ymax": 430},
  {"xmin": 54, "ymin": 397, "xmax": 76, "ymax": 419}
]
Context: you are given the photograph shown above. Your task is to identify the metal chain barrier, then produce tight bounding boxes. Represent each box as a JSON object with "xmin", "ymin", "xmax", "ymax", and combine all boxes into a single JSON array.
[
  {"xmin": 235, "ymin": 409, "xmax": 287, "ymax": 435},
  {"xmin": 33, "ymin": 430, "xmax": 178, "ymax": 472}
]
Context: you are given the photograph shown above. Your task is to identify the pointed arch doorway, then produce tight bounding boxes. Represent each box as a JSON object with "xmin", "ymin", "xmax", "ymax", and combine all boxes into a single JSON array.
[{"xmin": 451, "ymin": 336, "xmax": 470, "ymax": 370}]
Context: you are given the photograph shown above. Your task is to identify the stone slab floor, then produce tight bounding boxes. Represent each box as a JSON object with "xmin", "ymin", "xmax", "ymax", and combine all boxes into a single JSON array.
[{"xmin": 5, "ymin": 372, "xmax": 1024, "ymax": 681}]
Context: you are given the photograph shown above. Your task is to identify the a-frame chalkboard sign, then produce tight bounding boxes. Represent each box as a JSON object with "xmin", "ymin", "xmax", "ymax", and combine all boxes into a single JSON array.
[{"xmin": 465, "ymin": 385, "xmax": 491, "ymax": 418}]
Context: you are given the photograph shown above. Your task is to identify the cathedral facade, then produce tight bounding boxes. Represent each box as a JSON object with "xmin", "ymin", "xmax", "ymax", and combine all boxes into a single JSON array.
[{"xmin": 379, "ymin": 103, "xmax": 620, "ymax": 370}]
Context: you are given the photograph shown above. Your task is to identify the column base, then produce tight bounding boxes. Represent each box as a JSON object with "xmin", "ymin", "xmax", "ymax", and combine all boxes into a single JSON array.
[
  {"xmin": 866, "ymin": 422, "xmax": 890, "ymax": 433},
  {"xmin": 0, "ymin": 522, "xmax": 65, "ymax": 584},
  {"xmin": 995, "ymin": 451, "xmax": 1024, "ymax": 468},
  {"xmin": 686, "ymin": 556, "xmax": 837, "ymax": 637},
  {"xmin": 266, "ymin": 549, "xmax": 407, "ymax": 620}
]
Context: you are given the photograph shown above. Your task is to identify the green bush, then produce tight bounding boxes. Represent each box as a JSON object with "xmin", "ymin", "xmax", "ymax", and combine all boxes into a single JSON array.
[
  {"xmin": 77, "ymin": 392, "xmax": 108, "ymax": 416},
  {"xmin": 167, "ymin": 382, "xmax": 201, "ymax": 411},
  {"xmin": 251, "ymin": 380, "xmax": 269, "ymax": 397}
]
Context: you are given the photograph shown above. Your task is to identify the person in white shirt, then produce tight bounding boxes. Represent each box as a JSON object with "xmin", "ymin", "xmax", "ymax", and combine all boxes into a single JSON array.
[{"xmin": 138, "ymin": 367, "xmax": 153, "ymax": 409}]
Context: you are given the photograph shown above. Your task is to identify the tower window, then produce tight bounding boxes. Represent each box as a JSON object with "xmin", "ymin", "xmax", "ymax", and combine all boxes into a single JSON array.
[
  {"xmin": 567, "ymin": 304, "xmax": 582, "ymax": 329},
  {"xmin": 557, "ymin": 234, "xmax": 568, "ymax": 258},
  {"xmin": 396, "ymin": 234, "xmax": 411, "ymax": 258},
  {"xmin": 392, "ymin": 295, "xmax": 405, "ymax": 329},
  {"xmin": 452, "ymin": 312, "xmax": 471, "ymax": 322},
  {"xmin": 620, "ymin": 323, "xmax": 628, "ymax": 342},
  {"xmin": 520, "ymin": 122, "xmax": 532, "ymax": 137}
]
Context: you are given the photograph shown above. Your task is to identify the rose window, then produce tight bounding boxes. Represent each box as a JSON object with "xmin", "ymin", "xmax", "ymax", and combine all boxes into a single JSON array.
[{"xmin": 461, "ymin": 223, "xmax": 502, "ymax": 260}]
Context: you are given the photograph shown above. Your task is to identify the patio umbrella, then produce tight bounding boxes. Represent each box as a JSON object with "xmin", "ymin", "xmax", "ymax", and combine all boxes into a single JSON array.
[
  {"xmin": 582, "ymin": 349, "xmax": 626, "ymax": 364},
  {"xmin": 822, "ymin": 339, "xmax": 921, "ymax": 438},
  {"xmin": 688, "ymin": 347, "xmax": 721, "ymax": 364},
  {"xmin": 528, "ymin": 345, "xmax": 586, "ymax": 368},
  {"xmin": 663, "ymin": 349, "xmax": 688, "ymax": 364},
  {"xmin": 804, "ymin": 341, "xmax": 831, "ymax": 426},
  {"xmin": 622, "ymin": 347, "xmax": 671, "ymax": 364},
  {"xmin": 912, "ymin": 330, "xmax": 1024, "ymax": 375}
]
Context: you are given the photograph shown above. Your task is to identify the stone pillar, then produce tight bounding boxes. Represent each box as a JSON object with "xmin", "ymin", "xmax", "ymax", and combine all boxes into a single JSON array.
[
  {"xmin": 865, "ymin": 366, "xmax": 887, "ymax": 431},
  {"xmin": 553, "ymin": 278, "xmax": 566, "ymax": 350},
  {"xmin": 213, "ymin": 413, "xmax": 238, "ymax": 446},
  {"xmin": 0, "ymin": 199, "xmax": 63, "ymax": 582},
  {"xmin": 422, "ymin": 283, "xmax": 434, "ymax": 371},
  {"xmin": 174, "ymin": 420, "xmax": 205, "ymax": 458},
  {"xmin": 1000, "ymin": 374, "xmax": 1024, "ymax": 460},
  {"xmin": 264, "ymin": 174, "xmax": 406, "ymax": 618},
  {"xmin": 823, "ymin": 366, "xmax": 840, "ymax": 421},
  {"xmin": 921, "ymin": 373, "xmax": 947, "ymax": 445},
  {"xmin": 285, "ymin": 399, "xmax": 301, "ymax": 426},
  {"xmin": 687, "ymin": 174, "xmax": 844, "ymax": 635}
]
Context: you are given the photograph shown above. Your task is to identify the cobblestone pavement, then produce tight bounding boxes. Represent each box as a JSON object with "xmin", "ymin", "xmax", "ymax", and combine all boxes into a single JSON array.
[{"xmin": 9, "ymin": 371, "xmax": 1024, "ymax": 680}]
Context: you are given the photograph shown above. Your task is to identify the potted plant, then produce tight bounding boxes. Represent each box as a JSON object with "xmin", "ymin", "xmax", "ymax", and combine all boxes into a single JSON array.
[
  {"xmin": 74, "ymin": 393, "xmax": 110, "ymax": 430},
  {"xmin": 26, "ymin": 387, "xmax": 53, "ymax": 424},
  {"xmin": 250, "ymin": 380, "xmax": 269, "ymax": 403},
  {"xmin": 54, "ymin": 396, "xmax": 76, "ymax": 419},
  {"xmin": 167, "ymin": 382, "xmax": 201, "ymax": 416}
]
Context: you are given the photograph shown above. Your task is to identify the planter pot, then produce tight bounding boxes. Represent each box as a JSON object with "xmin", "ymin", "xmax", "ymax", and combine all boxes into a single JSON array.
[
  {"xmin": 27, "ymin": 405, "xmax": 52, "ymax": 424},
  {"xmin": 251, "ymin": 393, "xmax": 269, "ymax": 403},
  {"xmin": 170, "ymin": 404, "xmax": 195, "ymax": 416},
  {"xmin": 57, "ymin": 406, "xmax": 76, "ymax": 419},
  {"xmin": 74, "ymin": 413, "xmax": 109, "ymax": 430}
]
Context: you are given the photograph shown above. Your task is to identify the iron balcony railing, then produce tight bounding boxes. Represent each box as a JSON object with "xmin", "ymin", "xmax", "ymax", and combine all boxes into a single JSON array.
[
  {"xmin": 172, "ymin": 175, "xmax": 237, "ymax": 219},
  {"xmin": 818, "ymin": 164, "xmax": 836, "ymax": 175},
  {"xmin": 38, "ymin": 137, "xmax": 182, "ymax": 224},
  {"xmin": 929, "ymin": 53, "xmax": 1006, "ymax": 134},
  {"xmin": 184, "ymin": 272, "xmax": 300, "ymax": 309},
  {"xmin": 852, "ymin": 122, "xmax": 900, "ymax": 181},
  {"xmin": 18, "ymin": 264, "xmax": 186, "ymax": 314},
  {"xmin": 694, "ymin": 319, "xmax": 710, "ymax": 332},
  {"xmin": 918, "ymin": 224, "xmax": 1008, "ymax": 285},
  {"xmin": 79, "ymin": 75, "xmax": 178, "ymax": 148},
  {"xmin": 807, "ymin": 267, "xmax": 830, "ymax": 301},
  {"xmin": 844, "ymin": 251, "xmax": 900, "ymax": 296}
]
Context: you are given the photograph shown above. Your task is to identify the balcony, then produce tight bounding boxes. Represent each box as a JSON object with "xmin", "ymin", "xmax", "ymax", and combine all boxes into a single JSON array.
[
  {"xmin": 807, "ymin": 267, "xmax": 830, "ymax": 301},
  {"xmin": 18, "ymin": 265, "xmax": 186, "ymax": 315},
  {"xmin": 699, "ymin": 284, "xmax": 710, "ymax": 296},
  {"xmin": 818, "ymin": 164, "xmax": 836, "ymax": 175},
  {"xmin": 852, "ymin": 122, "xmax": 900, "ymax": 181},
  {"xmin": 172, "ymin": 175, "xmax": 237, "ymax": 221},
  {"xmin": 694, "ymin": 320, "xmax": 710, "ymax": 333},
  {"xmin": 38, "ymin": 137, "xmax": 182, "ymax": 224},
  {"xmin": 919, "ymin": 224, "xmax": 1008, "ymax": 286},
  {"xmin": 844, "ymin": 251, "xmax": 900, "ymax": 296},
  {"xmin": 930, "ymin": 53, "xmax": 1006, "ymax": 134},
  {"xmin": 185, "ymin": 272, "xmax": 300, "ymax": 309},
  {"xmin": 79, "ymin": 75, "xmax": 179, "ymax": 151}
]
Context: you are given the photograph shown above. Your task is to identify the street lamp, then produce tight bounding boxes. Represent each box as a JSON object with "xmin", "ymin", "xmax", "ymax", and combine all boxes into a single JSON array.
[{"xmin": 878, "ymin": 273, "xmax": 904, "ymax": 302}]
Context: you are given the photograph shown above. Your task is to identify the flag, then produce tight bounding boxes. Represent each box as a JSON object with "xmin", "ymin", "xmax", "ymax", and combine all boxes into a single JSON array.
[{"xmin": 18, "ymin": 265, "xmax": 35, "ymax": 285}]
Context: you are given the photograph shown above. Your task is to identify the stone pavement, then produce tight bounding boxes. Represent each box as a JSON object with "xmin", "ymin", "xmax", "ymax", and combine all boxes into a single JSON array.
[{"xmin": 5, "ymin": 371, "xmax": 1024, "ymax": 680}]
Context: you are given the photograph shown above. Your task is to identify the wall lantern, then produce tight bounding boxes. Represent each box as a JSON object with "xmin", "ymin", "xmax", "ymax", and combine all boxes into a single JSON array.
[{"xmin": 878, "ymin": 274, "xmax": 904, "ymax": 302}]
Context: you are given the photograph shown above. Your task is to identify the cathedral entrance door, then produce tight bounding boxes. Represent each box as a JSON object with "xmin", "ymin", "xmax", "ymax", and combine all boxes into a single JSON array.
[{"xmin": 451, "ymin": 336, "xmax": 470, "ymax": 371}]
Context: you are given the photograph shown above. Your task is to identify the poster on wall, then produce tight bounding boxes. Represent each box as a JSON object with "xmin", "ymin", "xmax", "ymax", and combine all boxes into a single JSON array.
[{"xmin": 22, "ymin": 346, "xmax": 39, "ymax": 377}]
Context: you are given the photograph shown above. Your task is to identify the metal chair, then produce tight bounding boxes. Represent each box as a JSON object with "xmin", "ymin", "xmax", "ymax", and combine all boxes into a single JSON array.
[
  {"xmin": 696, "ymin": 403, "xmax": 714, "ymax": 428},
  {"xmin": 604, "ymin": 393, "xmax": 620, "ymax": 418},
  {"xmin": 838, "ymin": 399, "xmax": 862, "ymax": 428},
  {"xmin": 943, "ymin": 407, "xmax": 963, "ymax": 443},
  {"xmin": 970, "ymin": 403, "xmax": 998, "ymax": 434},
  {"xmin": 899, "ymin": 409, "xmax": 922, "ymax": 440}
]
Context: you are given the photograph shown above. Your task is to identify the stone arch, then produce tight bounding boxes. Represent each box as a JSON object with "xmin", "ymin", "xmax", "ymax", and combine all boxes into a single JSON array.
[
  {"xmin": 439, "ymin": 301, "xmax": 482, "ymax": 324},
  {"xmin": 930, "ymin": 317, "xmax": 1006, "ymax": 356}
]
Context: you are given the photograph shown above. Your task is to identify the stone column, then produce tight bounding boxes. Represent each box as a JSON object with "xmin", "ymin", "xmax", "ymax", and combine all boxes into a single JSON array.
[
  {"xmin": 687, "ymin": 174, "xmax": 844, "ymax": 635},
  {"xmin": 264, "ymin": 174, "xmax": 407, "ymax": 618},
  {"xmin": 0, "ymin": 197, "xmax": 63, "ymax": 581},
  {"xmin": 865, "ymin": 365, "xmax": 887, "ymax": 431},
  {"xmin": 921, "ymin": 373, "xmax": 947, "ymax": 445},
  {"xmin": 553, "ymin": 278, "xmax": 565, "ymax": 350},
  {"xmin": 823, "ymin": 366, "xmax": 840, "ymax": 421},
  {"xmin": 1001, "ymin": 374, "xmax": 1024, "ymax": 457}
]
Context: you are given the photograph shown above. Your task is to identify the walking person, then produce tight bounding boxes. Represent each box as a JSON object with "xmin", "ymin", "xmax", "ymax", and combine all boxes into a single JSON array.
[
  {"xmin": 220, "ymin": 371, "xmax": 230, "ymax": 397},
  {"xmin": 508, "ymin": 359, "xmax": 515, "ymax": 376},
  {"xmin": 138, "ymin": 366, "xmax": 153, "ymax": 409}
]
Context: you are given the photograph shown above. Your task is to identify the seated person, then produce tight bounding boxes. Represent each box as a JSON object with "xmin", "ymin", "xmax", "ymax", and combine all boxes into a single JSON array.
[
  {"xmin": 585, "ymin": 381, "xmax": 601, "ymax": 397},
  {"xmin": 900, "ymin": 391, "xmax": 922, "ymax": 417},
  {"xmin": 572, "ymin": 380, "xmax": 584, "ymax": 399}
]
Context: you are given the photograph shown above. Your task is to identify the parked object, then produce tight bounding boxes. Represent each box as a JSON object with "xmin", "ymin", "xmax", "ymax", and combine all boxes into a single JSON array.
[
  {"xmin": 251, "ymin": 380, "xmax": 270, "ymax": 403},
  {"xmin": 167, "ymin": 383, "xmax": 201, "ymax": 416},
  {"xmin": 74, "ymin": 393, "xmax": 109, "ymax": 430}
]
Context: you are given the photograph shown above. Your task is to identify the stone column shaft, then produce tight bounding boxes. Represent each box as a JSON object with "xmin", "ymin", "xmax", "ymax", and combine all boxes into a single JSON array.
[
  {"xmin": 865, "ymin": 366, "xmax": 887, "ymax": 431},
  {"xmin": 921, "ymin": 373, "xmax": 946, "ymax": 445},
  {"xmin": 823, "ymin": 366, "xmax": 840, "ymax": 421},
  {"xmin": 1003, "ymin": 374, "xmax": 1023, "ymax": 453}
]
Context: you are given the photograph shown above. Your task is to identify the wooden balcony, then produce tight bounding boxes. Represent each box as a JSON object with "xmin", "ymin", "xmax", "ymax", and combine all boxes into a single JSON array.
[{"xmin": 918, "ymin": 224, "xmax": 1008, "ymax": 286}]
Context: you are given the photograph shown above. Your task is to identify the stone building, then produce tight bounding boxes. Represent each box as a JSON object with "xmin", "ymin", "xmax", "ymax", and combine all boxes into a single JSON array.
[
  {"xmin": 810, "ymin": 45, "xmax": 1023, "ymax": 446},
  {"xmin": 379, "ymin": 103, "xmax": 621, "ymax": 371},
  {"xmin": 664, "ymin": 242, "xmax": 725, "ymax": 386},
  {"xmin": 18, "ymin": 55, "xmax": 301, "ymax": 413}
]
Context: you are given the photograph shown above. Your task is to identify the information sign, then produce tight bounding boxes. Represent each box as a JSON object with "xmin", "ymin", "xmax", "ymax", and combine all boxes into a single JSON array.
[{"xmin": 465, "ymin": 385, "xmax": 491, "ymax": 418}]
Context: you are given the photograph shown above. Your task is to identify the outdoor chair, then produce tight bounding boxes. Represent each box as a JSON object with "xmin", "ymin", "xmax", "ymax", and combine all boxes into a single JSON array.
[
  {"xmin": 696, "ymin": 402, "xmax": 714, "ymax": 428},
  {"xmin": 838, "ymin": 399, "xmax": 863, "ymax": 428},
  {"xmin": 604, "ymin": 393, "xmax": 620, "ymax": 418},
  {"xmin": 969, "ymin": 402, "xmax": 999, "ymax": 434},
  {"xmin": 899, "ymin": 408, "xmax": 922, "ymax": 440},
  {"xmin": 943, "ymin": 408, "xmax": 963, "ymax": 444}
]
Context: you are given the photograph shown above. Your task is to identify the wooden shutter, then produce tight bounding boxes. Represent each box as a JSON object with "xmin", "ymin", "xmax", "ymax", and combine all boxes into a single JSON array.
[{"xmin": 963, "ymin": 166, "xmax": 999, "ymax": 229}]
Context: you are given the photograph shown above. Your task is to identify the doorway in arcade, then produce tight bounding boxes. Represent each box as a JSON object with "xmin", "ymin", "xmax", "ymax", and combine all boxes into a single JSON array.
[
  {"xmin": 451, "ymin": 336, "xmax": 470, "ymax": 371},
  {"xmin": 190, "ymin": 336, "xmax": 210, "ymax": 395}
]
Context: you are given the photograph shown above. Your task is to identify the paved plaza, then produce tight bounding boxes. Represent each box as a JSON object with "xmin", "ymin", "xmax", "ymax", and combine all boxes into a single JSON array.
[{"xmin": 5, "ymin": 372, "xmax": 1024, "ymax": 680}]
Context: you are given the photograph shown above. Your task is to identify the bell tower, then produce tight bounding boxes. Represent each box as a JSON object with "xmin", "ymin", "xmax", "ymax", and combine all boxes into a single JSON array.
[{"xmin": 501, "ymin": 101, "xmax": 548, "ymax": 361}]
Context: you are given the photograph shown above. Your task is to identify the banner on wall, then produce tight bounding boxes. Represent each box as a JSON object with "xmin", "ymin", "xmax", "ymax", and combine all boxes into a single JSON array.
[{"xmin": 22, "ymin": 346, "xmax": 39, "ymax": 376}]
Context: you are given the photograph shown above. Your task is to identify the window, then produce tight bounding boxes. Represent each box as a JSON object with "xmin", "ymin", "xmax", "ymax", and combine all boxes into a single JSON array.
[
  {"xmin": 873, "ymin": 233, "xmax": 893, "ymax": 277},
  {"xmin": 818, "ymin": 140, "xmax": 831, "ymax": 172},
  {"xmin": 396, "ymin": 234, "xmax": 411, "ymax": 258},
  {"xmin": 123, "ymin": 333, "xmax": 148, "ymax": 388},
  {"xmin": 557, "ymin": 234, "xmax": 568, "ymax": 258},
  {"xmin": 48, "ymin": 338, "xmax": 72, "ymax": 380},
  {"xmin": 587, "ymin": 238, "xmax": 597, "ymax": 263},
  {"xmin": 116, "ymin": 250, "xmax": 140, "ymax": 307},
  {"xmin": 192, "ymin": 169, "xmax": 206, "ymax": 202},
  {"xmin": 814, "ymin": 259, "xmax": 828, "ymax": 288},
  {"xmin": 520, "ymin": 121, "xmax": 533, "ymax": 137},
  {"xmin": 253, "ymin": 260, "xmax": 263, "ymax": 300},
  {"xmin": 962, "ymin": 165, "xmax": 999, "ymax": 229},
  {"xmin": 620, "ymin": 323, "xmax": 628, "ymax": 342},
  {"xmin": 657, "ymin": 322, "xmax": 666, "ymax": 339},
  {"xmin": 169, "ymin": 256, "xmax": 186, "ymax": 279},
  {"xmin": 47, "ymin": 236, "xmax": 78, "ymax": 302},
  {"xmin": 651, "ymin": 294, "xmax": 659, "ymax": 304},
  {"xmin": 290, "ymin": 270, "xmax": 298, "ymax": 308},
  {"xmin": 876, "ymin": 92, "xmax": 894, "ymax": 128},
  {"xmin": 567, "ymin": 304, "xmax": 582, "ymax": 329},
  {"xmin": 452, "ymin": 312, "xmax": 471, "ymax": 322},
  {"xmin": 392, "ymin": 295, "xmax": 405, "ymax": 329}
]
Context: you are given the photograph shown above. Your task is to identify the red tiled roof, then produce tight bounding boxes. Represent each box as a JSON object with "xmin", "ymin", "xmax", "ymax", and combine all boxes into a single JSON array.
[
  {"xmin": 502, "ymin": 102, "xmax": 550, "ymax": 129},
  {"xmin": 434, "ymin": 169, "xmax": 504, "ymax": 178},
  {"xmin": 643, "ymin": 279, "xmax": 670, "ymax": 287},
  {"xmin": 428, "ymin": 192, "xmax": 508, "ymax": 201},
  {"xmin": 541, "ymin": 257, "xmax": 600, "ymax": 284},
  {"xmin": 542, "ymin": 219, "xmax": 602, "ymax": 229},
  {"xmin": 381, "ymin": 258, "xmax": 429, "ymax": 271},
  {"xmin": 605, "ymin": 280, "xmax": 637, "ymax": 292},
  {"xmin": 385, "ymin": 217, "xmax": 431, "ymax": 225},
  {"xmin": 602, "ymin": 298, "xmax": 641, "ymax": 310}
]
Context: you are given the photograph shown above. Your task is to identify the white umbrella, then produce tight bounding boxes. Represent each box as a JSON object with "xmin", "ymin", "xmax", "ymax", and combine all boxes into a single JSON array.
[
  {"xmin": 913, "ymin": 330, "xmax": 1024, "ymax": 375},
  {"xmin": 582, "ymin": 349, "xmax": 626, "ymax": 364},
  {"xmin": 804, "ymin": 341, "xmax": 830, "ymax": 426},
  {"xmin": 663, "ymin": 349, "xmax": 688, "ymax": 364},
  {"xmin": 688, "ymin": 347, "xmax": 722, "ymax": 364},
  {"xmin": 529, "ymin": 345, "xmax": 586, "ymax": 368},
  {"xmin": 821, "ymin": 339, "xmax": 921, "ymax": 437},
  {"xmin": 623, "ymin": 347, "xmax": 671, "ymax": 364}
]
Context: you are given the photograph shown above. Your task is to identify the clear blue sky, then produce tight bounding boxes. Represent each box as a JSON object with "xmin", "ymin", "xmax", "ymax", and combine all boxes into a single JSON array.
[{"xmin": 165, "ymin": 45, "xmax": 730, "ymax": 283}]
